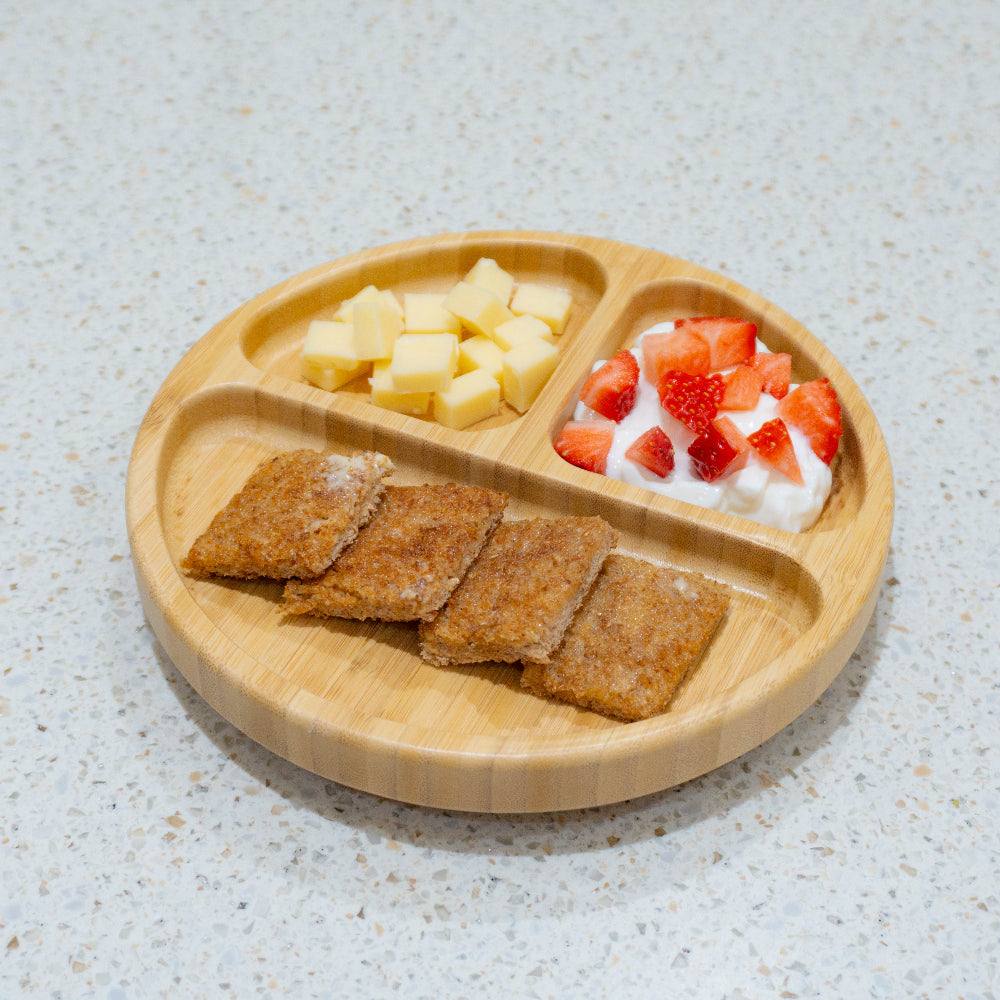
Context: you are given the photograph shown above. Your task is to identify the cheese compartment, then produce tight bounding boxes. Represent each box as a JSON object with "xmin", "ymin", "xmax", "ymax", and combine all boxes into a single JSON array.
[{"xmin": 238, "ymin": 235, "xmax": 609, "ymax": 431}]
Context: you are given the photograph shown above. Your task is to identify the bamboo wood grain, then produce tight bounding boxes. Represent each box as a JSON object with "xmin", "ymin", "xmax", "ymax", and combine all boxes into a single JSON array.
[{"xmin": 126, "ymin": 231, "xmax": 894, "ymax": 813}]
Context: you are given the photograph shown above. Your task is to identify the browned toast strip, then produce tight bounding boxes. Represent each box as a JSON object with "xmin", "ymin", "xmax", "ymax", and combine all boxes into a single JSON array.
[
  {"xmin": 521, "ymin": 554, "xmax": 729, "ymax": 721},
  {"xmin": 418, "ymin": 516, "xmax": 618, "ymax": 666},
  {"xmin": 281, "ymin": 483, "xmax": 508, "ymax": 621},
  {"xmin": 181, "ymin": 449, "xmax": 393, "ymax": 581}
]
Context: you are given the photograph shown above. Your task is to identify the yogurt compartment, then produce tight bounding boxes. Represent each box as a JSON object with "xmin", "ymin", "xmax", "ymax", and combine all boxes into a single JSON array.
[{"xmin": 571, "ymin": 322, "xmax": 833, "ymax": 532}]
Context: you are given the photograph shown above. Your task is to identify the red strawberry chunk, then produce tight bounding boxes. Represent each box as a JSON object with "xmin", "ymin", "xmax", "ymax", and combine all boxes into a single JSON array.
[
  {"xmin": 554, "ymin": 419, "xmax": 615, "ymax": 475},
  {"xmin": 719, "ymin": 363, "xmax": 764, "ymax": 410},
  {"xmin": 747, "ymin": 418, "xmax": 803, "ymax": 485},
  {"xmin": 712, "ymin": 416, "xmax": 752, "ymax": 472},
  {"xmin": 657, "ymin": 370, "xmax": 726, "ymax": 435},
  {"xmin": 579, "ymin": 349, "xmax": 640, "ymax": 421},
  {"xmin": 641, "ymin": 329, "xmax": 711, "ymax": 384},
  {"xmin": 675, "ymin": 317, "xmax": 757, "ymax": 370},
  {"xmin": 688, "ymin": 423, "xmax": 742, "ymax": 482},
  {"xmin": 625, "ymin": 426, "xmax": 675, "ymax": 478},
  {"xmin": 776, "ymin": 377, "xmax": 842, "ymax": 464},
  {"xmin": 748, "ymin": 352, "xmax": 792, "ymax": 399}
]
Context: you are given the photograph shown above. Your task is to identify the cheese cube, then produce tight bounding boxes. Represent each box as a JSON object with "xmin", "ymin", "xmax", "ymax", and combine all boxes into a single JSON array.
[
  {"xmin": 389, "ymin": 333, "xmax": 459, "ymax": 393},
  {"xmin": 458, "ymin": 334, "xmax": 504, "ymax": 385},
  {"xmin": 510, "ymin": 283, "xmax": 572, "ymax": 335},
  {"xmin": 434, "ymin": 369, "xmax": 501, "ymax": 430},
  {"xmin": 369, "ymin": 360, "xmax": 431, "ymax": 416},
  {"xmin": 301, "ymin": 359, "xmax": 370, "ymax": 392},
  {"xmin": 442, "ymin": 281, "xmax": 514, "ymax": 339},
  {"xmin": 353, "ymin": 301, "xmax": 403, "ymax": 360},
  {"xmin": 464, "ymin": 257, "xmax": 514, "ymax": 305},
  {"xmin": 403, "ymin": 293, "xmax": 461, "ymax": 335},
  {"xmin": 492, "ymin": 313, "xmax": 555, "ymax": 352},
  {"xmin": 335, "ymin": 285, "xmax": 402, "ymax": 322},
  {"xmin": 502, "ymin": 338, "xmax": 559, "ymax": 412},
  {"xmin": 301, "ymin": 320, "xmax": 360, "ymax": 369}
]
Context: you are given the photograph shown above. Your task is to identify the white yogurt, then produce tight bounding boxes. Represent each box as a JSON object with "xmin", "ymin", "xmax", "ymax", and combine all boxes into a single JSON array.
[{"xmin": 573, "ymin": 323, "xmax": 832, "ymax": 532}]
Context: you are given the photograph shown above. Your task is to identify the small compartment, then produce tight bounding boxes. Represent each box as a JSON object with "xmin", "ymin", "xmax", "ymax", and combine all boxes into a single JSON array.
[
  {"xmin": 236, "ymin": 236, "xmax": 609, "ymax": 431},
  {"xmin": 157, "ymin": 384, "xmax": 821, "ymax": 737},
  {"xmin": 546, "ymin": 276, "xmax": 866, "ymax": 533}
]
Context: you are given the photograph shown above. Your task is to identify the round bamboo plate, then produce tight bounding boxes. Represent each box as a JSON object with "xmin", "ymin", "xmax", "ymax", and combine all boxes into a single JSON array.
[{"xmin": 126, "ymin": 231, "xmax": 893, "ymax": 813}]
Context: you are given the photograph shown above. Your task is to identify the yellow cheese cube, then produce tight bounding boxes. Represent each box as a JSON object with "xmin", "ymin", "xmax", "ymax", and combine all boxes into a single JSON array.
[
  {"xmin": 353, "ymin": 301, "xmax": 403, "ymax": 360},
  {"xmin": 300, "ymin": 320, "xmax": 359, "ymax": 368},
  {"xmin": 389, "ymin": 333, "xmax": 459, "ymax": 393},
  {"xmin": 458, "ymin": 334, "xmax": 504, "ymax": 385},
  {"xmin": 403, "ymin": 293, "xmax": 461, "ymax": 335},
  {"xmin": 464, "ymin": 257, "xmax": 514, "ymax": 305},
  {"xmin": 442, "ymin": 281, "xmax": 514, "ymax": 339},
  {"xmin": 301, "ymin": 358, "xmax": 370, "ymax": 391},
  {"xmin": 492, "ymin": 313, "xmax": 555, "ymax": 352},
  {"xmin": 434, "ymin": 369, "xmax": 501, "ymax": 430},
  {"xmin": 510, "ymin": 283, "xmax": 572, "ymax": 335},
  {"xmin": 334, "ymin": 285, "xmax": 402, "ymax": 322},
  {"xmin": 369, "ymin": 360, "xmax": 430, "ymax": 416},
  {"xmin": 502, "ymin": 338, "xmax": 559, "ymax": 413}
]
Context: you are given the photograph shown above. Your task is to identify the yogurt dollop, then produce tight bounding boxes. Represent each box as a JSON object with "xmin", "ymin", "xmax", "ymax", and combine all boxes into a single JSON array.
[{"xmin": 572, "ymin": 323, "xmax": 832, "ymax": 533}]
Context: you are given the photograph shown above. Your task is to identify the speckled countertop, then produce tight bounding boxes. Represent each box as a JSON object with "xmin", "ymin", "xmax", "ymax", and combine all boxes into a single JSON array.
[{"xmin": 3, "ymin": 1, "xmax": 998, "ymax": 997}]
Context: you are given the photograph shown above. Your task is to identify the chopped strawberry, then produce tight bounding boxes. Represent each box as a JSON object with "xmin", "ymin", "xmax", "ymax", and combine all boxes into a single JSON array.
[
  {"xmin": 657, "ymin": 370, "xmax": 726, "ymax": 435},
  {"xmin": 712, "ymin": 416, "xmax": 752, "ymax": 472},
  {"xmin": 776, "ymin": 377, "xmax": 842, "ymax": 464},
  {"xmin": 675, "ymin": 317, "xmax": 757, "ymax": 369},
  {"xmin": 554, "ymin": 419, "xmax": 615, "ymax": 475},
  {"xmin": 625, "ymin": 426, "xmax": 675, "ymax": 478},
  {"xmin": 579, "ymin": 349, "xmax": 640, "ymax": 422},
  {"xmin": 688, "ymin": 423, "xmax": 742, "ymax": 482},
  {"xmin": 719, "ymin": 363, "xmax": 764, "ymax": 410},
  {"xmin": 747, "ymin": 418, "xmax": 803, "ymax": 485},
  {"xmin": 747, "ymin": 352, "xmax": 792, "ymax": 399},
  {"xmin": 641, "ymin": 329, "xmax": 711, "ymax": 384}
]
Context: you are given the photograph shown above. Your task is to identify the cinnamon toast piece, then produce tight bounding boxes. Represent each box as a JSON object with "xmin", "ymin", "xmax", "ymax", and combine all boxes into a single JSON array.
[
  {"xmin": 521, "ymin": 553, "xmax": 729, "ymax": 721},
  {"xmin": 418, "ymin": 515, "xmax": 618, "ymax": 666},
  {"xmin": 281, "ymin": 483, "xmax": 508, "ymax": 621},
  {"xmin": 181, "ymin": 449, "xmax": 393, "ymax": 581}
]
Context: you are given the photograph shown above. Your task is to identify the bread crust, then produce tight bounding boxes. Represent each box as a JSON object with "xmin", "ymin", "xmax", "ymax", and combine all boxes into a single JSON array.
[
  {"xmin": 181, "ymin": 449, "xmax": 392, "ymax": 581},
  {"xmin": 418, "ymin": 516, "xmax": 618, "ymax": 665},
  {"xmin": 281, "ymin": 483, "xmax": 508, "ymax": 621},
  {"xmin": 521, "ymin": 554, "xmax": 729, "ymax": 721}
]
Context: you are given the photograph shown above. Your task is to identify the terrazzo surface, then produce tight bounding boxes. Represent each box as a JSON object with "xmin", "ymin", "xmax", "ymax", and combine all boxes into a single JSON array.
[{"xmin": 2, "ymin": 1, "xmax": 998, "ymax": 997}]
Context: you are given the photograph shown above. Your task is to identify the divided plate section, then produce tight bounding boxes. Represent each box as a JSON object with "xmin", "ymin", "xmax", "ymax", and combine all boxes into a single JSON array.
[
  {"xmin": 539, "ymin": 276, "xmax": 867, "ymax": 534},
  {"xmin": 237, "ymin": 235, "xmax": 610, "ymax": 432},
  {"xmin": 155, "ymin": 384, "xmax": 822, "ymax": 745}
]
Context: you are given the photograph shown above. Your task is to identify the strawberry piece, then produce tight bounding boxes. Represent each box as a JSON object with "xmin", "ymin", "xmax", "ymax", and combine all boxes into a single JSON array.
[
  {"xmin": 776, "ymin": 377, "xmax": 842, "ymax": 464},
  {"xmin": 657, "ymin": 370, "xmax": 726, "ymax": 435},
  {"xmin": 719, "ymin": 363, "xmax": 764, "ymax": 410},
  {"xmin": 641, "ymin": 329, "xmax": 711, "ymax": 384},
  {"xmin": 579, "ymin": 349, "xmax": 640, "ymax": 422},
  {"xmin": 712, "ymin": 416, "xmax": 752, "ymax": 472},
  {"xmin": 625, "ymin": 426, "xmax": 675, "ymax": 478},
  {"xmin": 688, "ymin": 424, "xmax": 740, "ymax": 482},
  {"xmin": 675, "ymin": 317, "xmax": 757, "ymax": 370},
  {"xmin": 554, "ymin": 419, "xmax": 615, "ymax": 475},
  {"xmin": 747, "ymin": 418, "xmax": 803, "ymax": 485},
  {"xmin": 747, "ymin": 352, "xmax": 792, "ymax": 399}
]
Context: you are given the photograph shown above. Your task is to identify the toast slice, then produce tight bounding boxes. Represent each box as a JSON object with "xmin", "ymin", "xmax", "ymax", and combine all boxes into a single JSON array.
[
  {"xmin": 521, "ymin": 554, "xmax": 729, "ymax": 721},
  {"xmin": 181, "ymin": 449, "xmax": 393, "ymax": 581},
  {"xmin": 281, "ymin": 483, "xmax": 508, "ymax": 621},
  {"xmin": 418, "ymin": 515, "xmax": 618, "ymax": 666}
]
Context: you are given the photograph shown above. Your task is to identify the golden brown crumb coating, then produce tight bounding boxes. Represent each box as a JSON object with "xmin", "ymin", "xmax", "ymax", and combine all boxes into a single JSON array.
[
  {"xmin": 418, "ymin": 516, "xmax": 618, "ymax": 665},
  {"xmin": 181, "ymin": 449, "xmax": 393, "ymax": 580},
  {"xmin": 521, "ymin": 554, "xmax": 729, "ymax": 721},
  {"xmin": 281, "ymin": 483, "xmax": 508, "ymax": 621}
]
